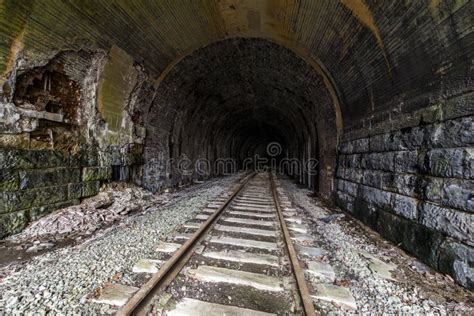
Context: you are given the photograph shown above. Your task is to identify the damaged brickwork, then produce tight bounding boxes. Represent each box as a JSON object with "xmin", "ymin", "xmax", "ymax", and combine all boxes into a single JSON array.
[{"xmin": 0, "ymin": 49, "xmax": 151, "ymax": 238}]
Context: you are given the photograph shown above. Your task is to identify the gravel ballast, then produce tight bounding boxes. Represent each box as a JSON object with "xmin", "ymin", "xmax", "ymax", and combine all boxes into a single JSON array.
[
  {"xmin": 279, "ymin": 176, "xmax": 473, "ymax": 314},
  {"xmin": 1, "ymin": 173, "xmax": 472, "ymax": 314},
  {"xmin": 0, "ymin": 175, "xmax": 240, "ymax": 314}
]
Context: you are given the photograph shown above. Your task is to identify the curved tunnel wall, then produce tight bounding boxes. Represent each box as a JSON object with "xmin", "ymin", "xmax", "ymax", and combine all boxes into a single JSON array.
[
  {"xmin": 0, "ymin": 1, "xmax": 472, "ymax": 289},
  {"xmin": 142, "ymin": 39, "xmax": 338, "ymax": 198}
]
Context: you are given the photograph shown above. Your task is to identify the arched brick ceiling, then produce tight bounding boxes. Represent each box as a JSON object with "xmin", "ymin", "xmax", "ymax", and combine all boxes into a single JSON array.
[
  {"xmin": 1, "ymin": 0, "xmax": 470, "ymax": 131},
  {"xmin": 145, "ymin": 38, "xmax": 332, "ymax": 160},
  {"xmin": 142, "ymin": 38, "xmax": 337, "ymax": 194}
]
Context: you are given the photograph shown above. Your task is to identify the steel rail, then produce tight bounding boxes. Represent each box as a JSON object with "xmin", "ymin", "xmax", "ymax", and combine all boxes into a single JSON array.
[
  {"xmin": 118, "ymin": 172, "xmax": 256, "ymax": 315},
  {"xmin": 269, "ymin": 172, "xmax": 316, "ymax": 316}
]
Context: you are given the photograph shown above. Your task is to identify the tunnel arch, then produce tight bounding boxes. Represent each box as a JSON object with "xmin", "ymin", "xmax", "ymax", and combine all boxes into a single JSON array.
[
  {"xmin": 142, "ymin": 38, "xmax": 339, "ymax": 199},
  {"xmin": 3, "ymin": 0, "xmax": 469, "ymax": 137},
  {"xmin": 153, "ymin": 35, "xmax": 345, "ymax": 141}
]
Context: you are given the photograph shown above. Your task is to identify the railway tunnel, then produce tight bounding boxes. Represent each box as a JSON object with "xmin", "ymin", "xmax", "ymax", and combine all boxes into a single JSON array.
[
  {"xmin": 0, "ymin": 0, "xmax": 473, "ymax": 314},
  {"xmin": 142, "ymin": 38, "xmax": 338, "ymax": 195}
]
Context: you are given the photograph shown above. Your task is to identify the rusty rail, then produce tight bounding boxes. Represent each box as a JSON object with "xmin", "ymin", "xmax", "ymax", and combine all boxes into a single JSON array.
[
  {"xmin": 118, "ymin": 172, "xmax": 256, "ymax": 315},
  {"xmin": 269, "ymin": 172, "xmax": 316, "ymax": 316}
]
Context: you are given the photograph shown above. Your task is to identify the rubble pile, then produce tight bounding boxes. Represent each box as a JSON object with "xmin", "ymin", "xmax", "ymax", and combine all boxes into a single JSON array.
[{"xmin": 7, "ymin": 182, "xmax": 169, "ymax": 244}]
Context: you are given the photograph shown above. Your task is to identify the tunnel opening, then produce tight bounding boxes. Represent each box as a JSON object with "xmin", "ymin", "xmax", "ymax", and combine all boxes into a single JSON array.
[{"xmin": 142, "ymin": 38, "xmax": 339, "ymax": 199}]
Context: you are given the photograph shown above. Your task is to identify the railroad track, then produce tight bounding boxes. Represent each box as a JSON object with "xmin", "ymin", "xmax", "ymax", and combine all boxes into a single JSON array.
[{"xmin": 113, "ymin": 172, "xmax": 317, "ymax": 315}]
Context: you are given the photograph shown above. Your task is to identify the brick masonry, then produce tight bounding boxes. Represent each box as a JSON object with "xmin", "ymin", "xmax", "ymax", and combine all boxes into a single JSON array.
[
  {"xmin": 142, "ymin": 39, "xmax": 338, "ymax": 198},
  {"xmin": 0, "ymin": 48, "xmax": 150, "ymax": 238},
  {"xmin": 336, "ymin": 114, "xmax": 473, "ymax": 290}
]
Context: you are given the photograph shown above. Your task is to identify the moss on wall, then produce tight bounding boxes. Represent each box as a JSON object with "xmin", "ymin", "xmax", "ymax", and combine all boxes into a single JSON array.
[
  {"xmin": 98, "ymin": 45, "xmax": 136, "ymax": 132},
  {"xmin": 0, "ymin": 0, "xmax": 32, "ymax": 85}
]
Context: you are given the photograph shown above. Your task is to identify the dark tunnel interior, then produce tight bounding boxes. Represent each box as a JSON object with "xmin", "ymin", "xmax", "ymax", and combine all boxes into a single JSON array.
[{"xmin": 142, "ymin": 39, "xmax": 338, "ymax": 198}]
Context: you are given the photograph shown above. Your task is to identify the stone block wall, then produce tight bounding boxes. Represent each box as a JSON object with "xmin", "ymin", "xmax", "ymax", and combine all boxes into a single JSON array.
[
  {"xmin": 335, "ymin": 114, "xmax": 473, "ymax": 289},
  {"xmin": 0, "ymin": 148, "xmax": 111, "ymax": 237},
  {"xmin": 0, "ymin": 146, "xmax": 145, "ymax": 237}
]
